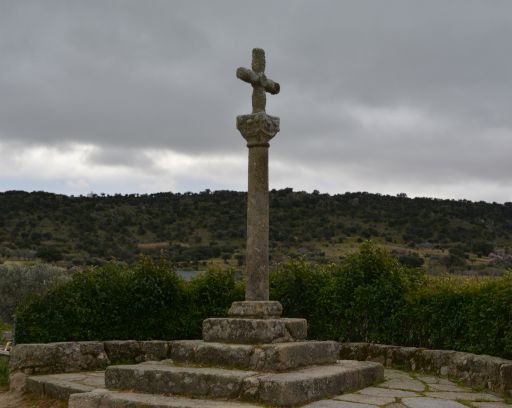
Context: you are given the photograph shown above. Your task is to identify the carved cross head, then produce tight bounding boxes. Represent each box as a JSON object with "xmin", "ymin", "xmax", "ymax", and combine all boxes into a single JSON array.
[{"xmin": 236, "ymin": 48, "xmax": 280, "ymax": 113}]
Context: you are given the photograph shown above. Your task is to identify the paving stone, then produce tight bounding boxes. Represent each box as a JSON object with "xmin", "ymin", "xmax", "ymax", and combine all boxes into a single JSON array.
[
  {"xmin": 417, "ymin": 375, "xmax": 441, "ymax": 384},
  {"xmin": 403, "ymin": 397, "xmax": 468, "ymax": 408},
  {"xmin": 428, "ymin": 383, "xmax": 468, "ymax": 392},
  {"xmin": 380, "ymin": 378, "xmax": 426, "ymax": 391},
  {"xmin": 387, "ymin": 404, "xmax": 408, "ymax": 408},
  {"xmin": 386, "ymin": 369, "xmax": 414, "ymax": 379},
  {"xmin": 69, "ymin": 390, "xmax": 261, "ymax": 408},
  {"xmin": 359, "ymin": 386, "xmax": 419, "ymax": 398},
  {"xmin": 302, "ymin": 400, "xmax": 377, "ymax": 408},
  {"xmin": 425, "ymin": 392, "xmax": 502, "ymax": 402},
  {"xmin": 471, "ymin": 403, "xmax": 512, "ymax": 408},
  {"xmin": 333, "ymin": 392, "xmax": 395, "ymax": 405},
  {"xmin": 202, "ymin": 317, "xmax": 307, "ymax": 344},
  {"xmin": 169, "ymin": 339, "xmax": 339, "ymax": 371}
]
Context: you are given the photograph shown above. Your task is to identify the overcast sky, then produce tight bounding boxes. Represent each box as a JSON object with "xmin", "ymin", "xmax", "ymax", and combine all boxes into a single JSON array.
[{"xmin": 1, "ymin": 1, "xmax": 511, "ymax": 202}]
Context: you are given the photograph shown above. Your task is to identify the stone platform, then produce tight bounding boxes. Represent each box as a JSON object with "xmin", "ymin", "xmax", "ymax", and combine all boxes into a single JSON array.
[
  {"xmin": 26, "ymin": 368, "xmax": 509, "ymax": 408},
  {"xmin": 104, "ymin": 359, "xmax": 382, "ymax": 406},
  {"xmin": 94, "ymin": 312, "xmax": 383, "ymax": 407}
]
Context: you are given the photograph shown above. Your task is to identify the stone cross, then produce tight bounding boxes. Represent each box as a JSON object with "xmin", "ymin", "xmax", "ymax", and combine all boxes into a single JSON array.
[{"xmin": 236, "ymin": 48, "xmax": 280, "ymax": 303}]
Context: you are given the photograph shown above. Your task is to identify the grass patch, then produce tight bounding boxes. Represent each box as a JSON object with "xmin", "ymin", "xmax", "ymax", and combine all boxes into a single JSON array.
[{"xmin": 0, "ymin": 357, "xmax": 8, "ymax": 388}]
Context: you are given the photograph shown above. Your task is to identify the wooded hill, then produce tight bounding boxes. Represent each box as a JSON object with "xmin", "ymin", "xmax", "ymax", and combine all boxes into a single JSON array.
[{"xmin": 1, "ymin": 189, "xmax": 511, "ymax": 274}]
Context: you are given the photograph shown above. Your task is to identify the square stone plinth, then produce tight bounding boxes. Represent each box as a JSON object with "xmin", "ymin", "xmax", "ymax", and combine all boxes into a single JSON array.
[
  {"xmin": 202, "ymin": 318, "xmax": 307, "ymax": 344},
  {"xmin": 169, "ymin": 340, "xmax": 339, "ymax": 371},
  {"xmin": 228, "ymin": 301, "xmax": 283, "ymax": 318}
]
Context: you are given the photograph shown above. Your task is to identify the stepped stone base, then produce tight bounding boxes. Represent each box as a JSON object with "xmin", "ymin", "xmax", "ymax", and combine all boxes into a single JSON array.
[
  {"xmin": 169, "ymin": 340, "xmax": 340, "ymax": 371},
  {"xmin": 105, "ymin": 360, "xmax": 383, "ymax": 407},
  {"xmin": 203, "ymin": 317, "xmax": 307, "ymax": 344},
  {"xmin": 69, "ymin": 390, "xmax": 261, "ymax": 408}
]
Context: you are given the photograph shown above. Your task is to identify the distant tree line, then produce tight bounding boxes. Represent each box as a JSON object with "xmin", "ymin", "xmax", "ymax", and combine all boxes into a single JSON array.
[{"xmin": 0, "ymin": 189, "xmax": 511, "ymax": 271}]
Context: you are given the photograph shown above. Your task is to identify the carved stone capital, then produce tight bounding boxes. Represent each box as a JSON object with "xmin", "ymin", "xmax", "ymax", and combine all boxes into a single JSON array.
[{"xmin": 236, "ymin": 112, "xmax": 280, "ymax": 147}]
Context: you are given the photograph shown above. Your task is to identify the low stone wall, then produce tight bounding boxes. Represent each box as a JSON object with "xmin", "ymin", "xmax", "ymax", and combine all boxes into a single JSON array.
[
  {"xmin": 340, "ymin": 342, "xmax": 512, "ymax": 394},
  {"xmin": 10, "ymin": 340, "xmax": 512, "ymax": 396},
  {"xmin": 9, "ymin": 340, "xmax": 168, "ymax": 391}
]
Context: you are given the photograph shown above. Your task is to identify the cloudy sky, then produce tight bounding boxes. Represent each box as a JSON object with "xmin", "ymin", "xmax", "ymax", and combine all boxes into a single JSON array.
[{"xmin": 1, "ymin": 1, "xmax": 511, "ymax": 202}]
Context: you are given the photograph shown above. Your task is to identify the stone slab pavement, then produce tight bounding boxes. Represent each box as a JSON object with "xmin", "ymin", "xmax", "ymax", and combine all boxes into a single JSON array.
[{"xmin": 27, "ymin": 368, "xmax": 512, "ymax": 407}]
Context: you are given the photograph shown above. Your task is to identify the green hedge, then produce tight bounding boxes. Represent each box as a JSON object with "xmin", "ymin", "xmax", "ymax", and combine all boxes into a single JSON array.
[
  {"xmin": 15, "ymin": 258, "xmax": 243, "ymax": 343},
  {"xmin": 14, "ymin": 242, "xmax": 512, "ymax": 358}
]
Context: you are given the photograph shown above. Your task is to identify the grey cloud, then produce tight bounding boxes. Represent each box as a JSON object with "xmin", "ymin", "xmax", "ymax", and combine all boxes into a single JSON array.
[{"xmin": 1, "ymin": 0, "xmax": 512, "ymax": 200}]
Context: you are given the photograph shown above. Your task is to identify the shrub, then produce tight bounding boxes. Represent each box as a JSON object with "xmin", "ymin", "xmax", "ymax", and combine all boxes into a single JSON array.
[
  {"xmin": 15, "ymin": 259, "xmax": 243, "ymax": 344},
  {"xmin": 0, "ymin": 263, "xmax": 72, "ymax": 323},
  {"xmin": 15, "ymin": 259, "xmax": 188, "ymax": 343},
  {"xmin": 184, "ymin": 269, "xmax": 244, "ymax": 338},
  {"xmin": 328, "ymin": 242, "xmax": 424, "ymax": 343},
  {"xmin": 270, "ymin": 258, "xmax": 335, "ymax": 339},
  {"xmin": 398, "ymin": 274, "xmax": 512, "ymax": 358}
]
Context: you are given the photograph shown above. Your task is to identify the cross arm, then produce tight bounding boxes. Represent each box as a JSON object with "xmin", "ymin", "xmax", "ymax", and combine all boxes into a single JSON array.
[
  {"xmin": 263, "ymin": 78, "xmax": 280, "ymax": 95},
  {"xmin": 236, "ymin": 67, "xmax": 259, "ymax": 84},
  {"xmin": 236, "ymin": 67, "xmax": 280, "ymax": 95}
]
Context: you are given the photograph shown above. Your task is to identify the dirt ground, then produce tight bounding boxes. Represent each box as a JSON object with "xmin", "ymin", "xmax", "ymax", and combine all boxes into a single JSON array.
[{"xmin": 0, "ymin": 388, "xmax": 66, "ymax": 408}]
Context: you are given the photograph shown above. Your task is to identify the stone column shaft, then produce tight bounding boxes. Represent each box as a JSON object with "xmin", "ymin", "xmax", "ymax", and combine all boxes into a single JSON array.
[{"xmin": 246, "ymin": 144, "xmax": 269, "ymax": 301}]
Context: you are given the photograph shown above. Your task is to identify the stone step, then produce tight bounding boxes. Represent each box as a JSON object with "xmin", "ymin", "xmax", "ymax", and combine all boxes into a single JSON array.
[
  {"xmin": 105, "ymin": 361, "xmax": 258, "ymax": 398},
  {"xmin": 26, "ymin": 371, "xmax": 105, "ymax": 400},
  {"xmin": 69, "ymin": 390, "xmax": 262, "ymax": 408},
  {"xmin": 169, "ymin": 339, "xmax": 340, "ymax": 371},
  {"xmin": 202, "ymin": 317, "xmax": 307, "ymax": 344},
  {"xmin": 247, "ymin": 360, "xmax": 384, "ymax": 407},
  {"xmin": 105, "ymin": 359, "xmax": 383, "ymax": 407}
]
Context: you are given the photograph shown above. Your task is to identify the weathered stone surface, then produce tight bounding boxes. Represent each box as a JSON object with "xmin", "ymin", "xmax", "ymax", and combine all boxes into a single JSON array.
[
  {"xmin": 359, "ymin": 386, "xmax": 419, "ymax": 398},
  {"xmin": 425, "ymin": 391, "xmax": 502, "ymax": 401},
  {"xmin": 340, "ymin": 342, "xmax": 512, "ymax": 394},
  {"xmin": 169, "ymin": 340, "xmax": 339, "ymax": 371},
  {"xmin": 69, "ymin": 390, "xmax": 262, "ymax": 408},
  {"xmin": 9, "ymin": 342, "xmax": 109, "ymax": 376},
  {"xmin": 385, "ymin": 369, "xmax": 414, "ymax": 379},
  {"xmin": 236, "ymin": 48, "xmax": 280, "ymax": 302},
  {"xmin": 499, "ymin": 363, "xmax": 512, "ymax": 394},
  {"xmin": 25, "ymin": 374, "xmax": 97, "ymax": 400},
  {"xmin": 303, "ymin": 401, "xmax": 376, "ymax": 408},
  {"xmin": 379, "ymin": 377, "xmax": 425, "ymax": 391},
  {"xmin": 169, "ymin": 340, "xmax": 254, "ymax": 369},
  {"xmin": 228, "ymin": 301, "xmax": 282, "ymax": 318},
  {"xmin": 334, "ymin": 392, "xmax": 395, "ymax": 405},
  {"xmin": 103, "ymin": 359, "xmax": 382, "ymax": 407},
  {"xmin": 472, "ymin": 403, "xmax": 512, "ymax": 408},
  {"xmin": 428, "ymin": 383, "xmax": 466, "ymax": 392},
  {"xmin": 104, "ymin": 340, "xmax": 141, "ymax": 364},
  {"xmin": 202, "ymin": 317, "xmax": 307, "ymax": 344},
  {"xmin": 416, "ymin": 375, "xmax": 442, "ymax": 384},
  {"xmin": 403, "ymin": 397, "xmax": 467, "ymax": 408},
  {"xmin": 139, "ymin": 340, "xmax": 169, "ymax": 362},
  {"xmin": 243, "ymin": 361, "xmax": 383, "ymax": 407},
  {"xmin": 105, "ymin": 361, "xmax": 258, "ymax": 398}
]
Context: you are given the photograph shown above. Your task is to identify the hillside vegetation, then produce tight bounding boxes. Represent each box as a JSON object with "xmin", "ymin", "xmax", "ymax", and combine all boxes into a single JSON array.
[{"xmin": 1, "ymin": 189, "xmax": 511, "ymax": 274}]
